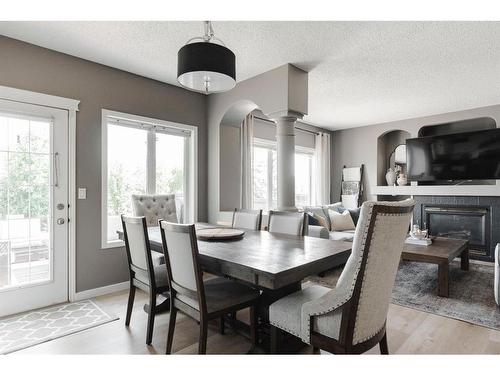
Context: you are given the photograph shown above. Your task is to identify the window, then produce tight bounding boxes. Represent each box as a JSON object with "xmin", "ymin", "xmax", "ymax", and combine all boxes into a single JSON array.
[
  {"xmin": 252, "ymin": 139, "xmax": 315, "ymax": 210},
  {"xmin": 102, "ymin": 110, "xmax": 197, "ymax": 248}
]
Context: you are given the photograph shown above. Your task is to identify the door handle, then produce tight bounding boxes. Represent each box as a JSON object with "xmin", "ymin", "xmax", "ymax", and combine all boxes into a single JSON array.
[
  {"xmin": 54, "ymin": 152, "xmax": 60, "ymax": 188},
  {"xmin": 57, "ymin": 218, "xmax": 65, "ymax": 225}
]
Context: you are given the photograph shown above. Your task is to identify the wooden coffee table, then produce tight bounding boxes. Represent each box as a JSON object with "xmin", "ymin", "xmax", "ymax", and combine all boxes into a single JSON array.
[{"xmin": 401, "ymin": 237, "xmax": 469, "ymax": 297}]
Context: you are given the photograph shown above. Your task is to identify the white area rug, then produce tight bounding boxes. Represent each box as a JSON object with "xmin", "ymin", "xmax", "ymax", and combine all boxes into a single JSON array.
[{"xmin": 0, "ymin": 300, "xmax": 117, "ymax": 354}]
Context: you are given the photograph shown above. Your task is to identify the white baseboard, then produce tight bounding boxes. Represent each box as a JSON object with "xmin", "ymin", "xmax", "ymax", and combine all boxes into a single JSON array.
[{"xmin": 71, "ymin": 281, "xmax": 129, "ymax": 302}]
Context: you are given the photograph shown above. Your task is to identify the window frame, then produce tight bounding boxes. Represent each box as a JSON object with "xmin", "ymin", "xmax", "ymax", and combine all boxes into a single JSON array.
[
  {"xmin": 252, "ymin": 138, "xmax": 315, "ymax": 211},
  {"xmin": 101, "ymin": 109, "xmax": 198, "ymax": 249}
]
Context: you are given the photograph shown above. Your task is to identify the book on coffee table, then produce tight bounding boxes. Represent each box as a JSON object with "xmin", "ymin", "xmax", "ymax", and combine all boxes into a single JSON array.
[{"xmin": 405, "ymin": 237, "xmax": 432, "ymax": 246}]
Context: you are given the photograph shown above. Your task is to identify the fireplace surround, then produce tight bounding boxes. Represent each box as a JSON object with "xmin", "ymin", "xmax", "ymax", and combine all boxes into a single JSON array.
[{"xmin": 413, "ymin": 196, "xmax": 500, "ymax": 262}]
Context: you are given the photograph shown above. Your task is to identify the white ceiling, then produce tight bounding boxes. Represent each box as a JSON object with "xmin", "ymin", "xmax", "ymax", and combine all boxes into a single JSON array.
[{"xmin": 1, "ymin": 21, "xmax": 500, "ymax": 130}]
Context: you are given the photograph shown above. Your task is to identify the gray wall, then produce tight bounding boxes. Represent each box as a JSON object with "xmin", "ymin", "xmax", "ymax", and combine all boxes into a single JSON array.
[
  {"xmin": 332, "ymin": 104, "xmax": 500, "ymax": 202},
  {"xmin": 0, "ymin": 36, "xmax": 207, "ymax": 292},
  {"xmin": 219, "ymin": 124, "xmax": 242, "ymax": 210}
]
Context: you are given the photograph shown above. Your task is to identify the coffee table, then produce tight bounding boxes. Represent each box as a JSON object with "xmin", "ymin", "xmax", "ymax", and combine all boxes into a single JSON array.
[{"xmin": 401, "ymin": 237, "xmax": 469, "ymax": 297}]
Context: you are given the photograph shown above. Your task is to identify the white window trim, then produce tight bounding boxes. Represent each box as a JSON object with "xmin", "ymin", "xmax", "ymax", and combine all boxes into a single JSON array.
[
  {"xmin": 101, "ymin": 109, "xmax": 198, "ymax": 249},
  {"xmin": 252, "ymin": 138, "xmax": 315, "ymax": 210}
]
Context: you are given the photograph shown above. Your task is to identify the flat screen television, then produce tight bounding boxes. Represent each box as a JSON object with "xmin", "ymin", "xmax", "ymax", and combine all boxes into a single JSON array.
[{"xmin": 406, "ymin": 128, "xmax": 500, "ymax": 181}]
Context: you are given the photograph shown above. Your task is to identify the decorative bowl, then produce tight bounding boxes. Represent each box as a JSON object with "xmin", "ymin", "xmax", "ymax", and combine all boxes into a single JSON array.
[{"xmin": 410, "ymin": 230, "xmax": 427, "ymax": 240}]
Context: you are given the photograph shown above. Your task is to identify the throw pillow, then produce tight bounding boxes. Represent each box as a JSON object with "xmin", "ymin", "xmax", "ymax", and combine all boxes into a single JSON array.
[
  {"xmin": 313, "ymin": 213, "xmax": 330, "ymax": 231},
  {"xmin": 338, "ymin": 206, "xmax": 361, "ymax": 226},
  {"xmin": 307, "ymin": 213, "xmax": 320, "ymax": 226},
  {"xmin": 328, "ymin": 209, "xmax": 356, "ymax": 231}
]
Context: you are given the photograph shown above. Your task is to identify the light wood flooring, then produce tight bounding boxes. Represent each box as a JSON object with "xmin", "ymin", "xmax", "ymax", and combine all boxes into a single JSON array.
[{"xmin": 12, "ymin": 289, "xmax": 500, "ymax": 355}]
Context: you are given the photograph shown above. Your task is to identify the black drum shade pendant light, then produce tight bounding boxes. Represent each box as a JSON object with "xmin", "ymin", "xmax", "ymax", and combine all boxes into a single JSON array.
[{"xmin": 177, "ymin": 21, "xmax": 236, "ymax": 94}]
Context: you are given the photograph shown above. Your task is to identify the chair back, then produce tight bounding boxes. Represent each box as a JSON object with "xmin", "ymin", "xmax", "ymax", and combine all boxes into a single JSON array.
[
  {"xmin": 267, "ymin": 211, "xmax": 308, "ymax": 236},
  {"xmin": 232, "ymin": 209, "xmax": 263, "ymax": 231},
  {"xmin": 337, "ymin": 200, "xmax": 414, "ymax": 345},
  {"xmin": 132, "ymin": 194, "xmax": 178, "ymax": 227},
  {"xmin": 121, "ymin": 215, "xmax": 155, "ymax": 287},
  {"xmin": 159, "ymin": 221, "xmax": 206, "ymax": 311}
]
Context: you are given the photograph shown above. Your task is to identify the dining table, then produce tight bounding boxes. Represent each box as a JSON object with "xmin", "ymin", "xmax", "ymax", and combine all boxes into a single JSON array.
[{"xmin": 118, "ymin": 223, "xmax": 352, "ymax": 351}]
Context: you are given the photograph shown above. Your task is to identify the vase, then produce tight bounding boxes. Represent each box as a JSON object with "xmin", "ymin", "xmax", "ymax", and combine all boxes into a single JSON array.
[
  {"xmin": 397, "ymin": 173, "xmax": 408, "ymax": 186},
  {"xmin": 385, "ymin": 168, "xmax": 396, "ymax": 186}
]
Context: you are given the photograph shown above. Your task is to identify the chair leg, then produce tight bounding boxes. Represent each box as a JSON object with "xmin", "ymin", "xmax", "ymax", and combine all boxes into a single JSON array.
[
  {"xmin": 379, "ymin": 332, "xmax": 389, "ymax": 355},
  {"xmin": 219, "ymin": 316, "xmax": 225, "ymax": 335},
  {"xmin": 270, "ymin": 325, "xmax": 280, "ymax": 354},
  {"xmin": 125, "ymin": 286, "xmax": 135, "ymax": 326},
  {"xmin": 249, "ymin": 306, "xmax": 258, "ymax": 346},
  {"xmin": 146, "ymin": 292, "xmax": 156, "ymax": 345},
  {"xmin": 199, "ymin": 320, "xmax": 208, "ymax": 354},
  {"xmin": 165, "ymin": 308, "xmax": 177, "ymax": 354}
]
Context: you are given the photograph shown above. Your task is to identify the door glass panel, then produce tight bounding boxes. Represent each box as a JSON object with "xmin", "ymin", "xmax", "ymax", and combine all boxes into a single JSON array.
[
  {"xmin": 0, "ymin": 114, "xmax": 52, "ymax": 290},
  {"xmin": 155, "ymin": 132, "xmax": 185, "ymax": 222}
]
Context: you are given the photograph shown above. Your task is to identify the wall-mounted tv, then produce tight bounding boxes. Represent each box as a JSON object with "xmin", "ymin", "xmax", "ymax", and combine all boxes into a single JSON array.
[{"xmin": 406, "ymin": 128, "xmax": 500, "ymax": 182}]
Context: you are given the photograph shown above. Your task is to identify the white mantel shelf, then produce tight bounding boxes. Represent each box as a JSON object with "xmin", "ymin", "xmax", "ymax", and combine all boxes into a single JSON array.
[{"xmin": 371, "ymin": 184, "xmax": 500, "ymax": 197}]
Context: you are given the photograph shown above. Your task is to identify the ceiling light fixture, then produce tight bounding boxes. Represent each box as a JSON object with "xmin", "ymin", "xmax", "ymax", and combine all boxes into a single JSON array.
[{"xmin": 177, "ymin": 21, "xmax": 236, "ymax": 94}]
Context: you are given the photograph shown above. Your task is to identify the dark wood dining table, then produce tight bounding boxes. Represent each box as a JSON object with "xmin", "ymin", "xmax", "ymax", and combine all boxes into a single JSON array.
[{"xmin": 118, "ymin": 223, "xmax": 352, "ymax": 351}]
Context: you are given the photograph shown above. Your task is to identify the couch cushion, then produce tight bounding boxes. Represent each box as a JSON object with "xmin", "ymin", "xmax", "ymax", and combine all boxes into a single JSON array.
[
  {"xmin": 328, "ymin": 209, "xmax": 356, "ymax": 231},
  {"xmin": 329, "ymin": 230, "xmax": 355, "ymax": 241}
]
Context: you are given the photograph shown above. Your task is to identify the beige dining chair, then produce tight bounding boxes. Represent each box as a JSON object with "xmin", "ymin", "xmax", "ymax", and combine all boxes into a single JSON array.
[
  {"xmin": 131, "ymin": 194, "xmax": 178, "ymax": 266},
  {"xmin": 121, "ymin": 215, "xmax": 170, "ymax": 345},
  {"xmin": 267, "ymin": 211, "xmax": 308, "ymax": 236},
  {"xmin": 269, "ymin": 200, "xmax": 414, "ymax": 354},
  {"xmin": 232, "ymin": 208, "xmax": 263, "ymax": 231},
  {"xmin": 159, "ymin": 221, "xmax": 261, "ymax": 354}
]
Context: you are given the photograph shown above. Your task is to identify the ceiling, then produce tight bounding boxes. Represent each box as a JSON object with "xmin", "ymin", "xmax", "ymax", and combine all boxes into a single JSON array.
[{"xmin": 1, "ymin": 21, "xmax": 500, "ymax": 130}]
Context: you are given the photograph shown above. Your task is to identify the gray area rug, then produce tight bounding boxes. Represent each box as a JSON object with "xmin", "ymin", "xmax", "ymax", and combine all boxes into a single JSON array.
[
  {"xmin": 307, "ymin": 260, "xmax": 500, "ymax": 331},
  {"xmin": 0, "ymin": 300, "xmax": 118, "ymax": 354}
]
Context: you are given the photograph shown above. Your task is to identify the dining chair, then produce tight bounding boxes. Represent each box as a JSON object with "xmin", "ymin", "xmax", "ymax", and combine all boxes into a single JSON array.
[
  {"xmin": 232, "ymin": 208, "xmax": 263, "ymax": 231},
  {"xmin": 131, "ymin": 194, "xmax": 178, "ymax": 265},
  {"xmin": 267, "ymin": 211, "xmax": 308, "ymax": 236},
  {"xmin": 121, "ymin": 215, "xmax": 170, "ymax": 345},
  {"xmin": 159, "ymin": 221, "xmax": 261, "ymax": 354},
  {"xmin": 268, "ymin": 200, "xmax": 415, "ymax": 354}
]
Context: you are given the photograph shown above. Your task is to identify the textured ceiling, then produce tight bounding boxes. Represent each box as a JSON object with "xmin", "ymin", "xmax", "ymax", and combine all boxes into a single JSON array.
[{"xmin": 1, "ymin": 21, "xmax": 500, "ymax": 130}]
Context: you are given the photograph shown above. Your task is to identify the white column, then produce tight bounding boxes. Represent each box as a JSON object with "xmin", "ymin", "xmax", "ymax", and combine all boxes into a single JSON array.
[{"xmin": 275, "ymin": 116, "xmax": 297, "ymax": 210}]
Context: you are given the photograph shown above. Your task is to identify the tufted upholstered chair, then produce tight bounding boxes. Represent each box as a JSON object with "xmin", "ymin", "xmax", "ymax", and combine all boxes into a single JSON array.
[
  {"xmin": 131, "ymin": 194, "xmax": 178, "ymax": 266},
  {"xmin": 121, "ymin": 215, "xmax": 170, "ymax": 345},
  {"xmin": 131, "ymin": 194, "xmax": 178, "ymax": 226},
  {"xmin": 267, "ymin": 211, "xmax": 308, "ymax": 236},
  {"xmin": 269, "ymin": 200, "xmax": 414, "ymax": 354},
  {"xmin": 159, "ymin": 221, "xmax": 261, "ymax": 354},
  {"xmin": 232, "ymin": 208, "xmax": 263, "ymax": 231}
]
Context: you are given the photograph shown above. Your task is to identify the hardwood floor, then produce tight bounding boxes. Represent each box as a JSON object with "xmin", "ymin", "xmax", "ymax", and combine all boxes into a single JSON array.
[{"xmin": 12, "ymin": 289, "xmax": 500, "ymax": 355}]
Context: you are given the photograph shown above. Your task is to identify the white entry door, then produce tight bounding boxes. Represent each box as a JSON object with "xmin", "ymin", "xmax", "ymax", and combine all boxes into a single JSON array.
[{"xmin": 0, "ymin": 99, "xmax": 68, "ymax": 317}]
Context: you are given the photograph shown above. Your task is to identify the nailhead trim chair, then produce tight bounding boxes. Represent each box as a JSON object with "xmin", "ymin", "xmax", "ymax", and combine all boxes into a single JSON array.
[
  {"xmin": 121, "ymin": 215, "xmax": 170, "ymax": 345},
  {"xmin": 269, "ymin": 200, "xmax": 415, "ymax": 354},
  {"xmin": 159, "ymin": 221, "xmax": 261, "ymax": 354}
]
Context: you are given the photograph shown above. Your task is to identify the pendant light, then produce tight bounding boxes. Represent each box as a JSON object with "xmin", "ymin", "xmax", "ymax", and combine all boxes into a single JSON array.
[{"xmin": 177, "ymin": 21, "xmax": 236, "ymax": 94}]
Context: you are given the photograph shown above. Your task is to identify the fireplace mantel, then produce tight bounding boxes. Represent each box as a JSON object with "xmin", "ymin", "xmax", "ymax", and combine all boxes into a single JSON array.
[{"xmin": 371, "ymin": 184, "xmax": 500, "ymax": 197}]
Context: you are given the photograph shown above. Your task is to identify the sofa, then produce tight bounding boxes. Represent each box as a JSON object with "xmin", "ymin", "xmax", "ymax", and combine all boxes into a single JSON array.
[{"xmin": 304, "ymin": 202, "xmax": 360, "ymax": 241}]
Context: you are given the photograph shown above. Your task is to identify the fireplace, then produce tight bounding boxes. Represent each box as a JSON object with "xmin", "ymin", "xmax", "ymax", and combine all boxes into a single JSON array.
[{"xmin": 423, "ymin": 205, "xmax": 490, "ymax": 259}]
